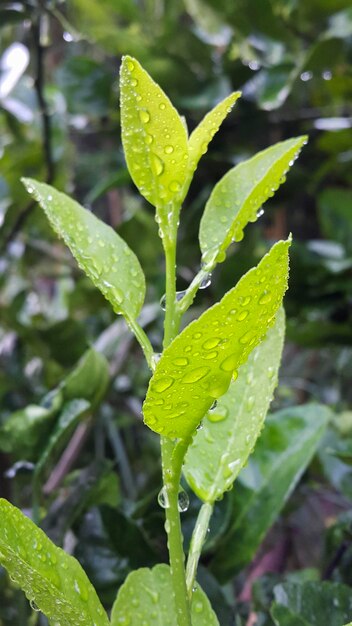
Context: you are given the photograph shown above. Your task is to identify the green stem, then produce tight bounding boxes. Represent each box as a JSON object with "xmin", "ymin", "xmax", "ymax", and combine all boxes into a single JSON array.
[
  {"xmin": 163, "ymin": 234, "xmax": 180, "ymax": 347},
  {"xmin": 161, "ymin": 437, "xmax": 192, "ymax": 626},
  {"xmin": 177, "ymin": 265, "xmax": 214, "ymax": 315},
  {"xmin": 126, "ymin": 316, "xmax": 154, "ymax": 369},
  {"xmin": 186, "ymin": 502, "xmax": 213, "ymax": 597}
]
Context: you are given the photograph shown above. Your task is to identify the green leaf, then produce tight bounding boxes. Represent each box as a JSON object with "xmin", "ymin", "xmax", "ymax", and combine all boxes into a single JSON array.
[
  {"xmin": 186, "ymin": 92, "xmax": 241, "ymax": 182},
  {"xmin": 62, "ymin": 348, "xmax": 110, "ymax": 407},
  {"xmin": 0, "ymin": 499, "xmax": 109, "ymax": 626},
  {"xmin": 21, "ymin": 178, "xmax": 146, "ymax": 320},
  {"xmin": 34, "ymin": 399, "xmax": 90, "ymax": 480},
  {"xmin": 211, "ymin": 404, "xmax": 331, "ymax": 581},
  {"xmin": 120, "ymin": 56, "xmax": 189, "ymax": 215},
  {"xmin": 199, "ymin": 136, "xmax": 307, "ymax": 267},
  {"xmin": 110, "ymin": 564, "xmax": 219, "ymax": 626},
  {"xmin": 183, "ymin": 308, "xmax": 285, "ymax": 502},
  {"xmin": 143, "ymin": 238, "xmax": 290, "ymax": 439},
  {"xmin": 0, "ymin": 403, "xmax": 60, "ymax": 460},
  {"xmin": 271, "ymin": 581, "xmax": 352, "ymax": 626}
]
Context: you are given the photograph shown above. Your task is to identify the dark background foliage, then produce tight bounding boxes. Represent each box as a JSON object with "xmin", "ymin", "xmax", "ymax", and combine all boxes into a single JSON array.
[{"xmin": 1, "ymin": 1, "xmax": 352, "ymax": 624}]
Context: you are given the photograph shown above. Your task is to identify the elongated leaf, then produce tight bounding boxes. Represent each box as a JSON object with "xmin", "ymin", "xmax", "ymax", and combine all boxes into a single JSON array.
[
  {"xmin": 271, "ymin": 581, "xmax": 352, "ymax": 626},
  {"xmin": 62, "ymin": 348, "xmax": 109, "ymax": 407},
  {"xmin": 199, "ymin": 136, "xmax": 307, "ymax": 267},
  {"xmin": 0, "ymin": 403, "xmax": 60, "ymax": 460},
  {"xmin": 35, "ymin": 399, "xmax": 90, "ymax": 479},
  {"xmin": 0, "ymin": 499, "xmax": 109, "ymax": 626},
  {"xmin": 22, "ymin": 178, "xmax": 145, "ymax": 320},
  {"xmin": 143, "ymin": 238, "xmax": 290, "ymax": 439},
  {"xmin": 186, "ymin": 92, "xmax": 241, "ymax": 182},
  {"xmin": 110, "ymin": 564, "xmax": 219, "ymax": 626},
  {"xmin": 211, "ymin": 404, "xmax": 331, "ymax": 581},
  {"xmin": 120, "ymin": 56, "xmax": 189, "ymax": 214},
  {"xmin": 183, "ymin": 308, "xmax": 285, "ymax": 502}
]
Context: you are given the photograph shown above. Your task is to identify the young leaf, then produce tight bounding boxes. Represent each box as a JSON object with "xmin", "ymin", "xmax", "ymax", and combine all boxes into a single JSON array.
[
  {"xmin": 62, "ymin": 348, "xmax": 109, "ymax": 407},
  {"xmin": 110, "ymin": 563, "xmax": 219, "ymax": 626},
  {"xmin": 186, "ymin": 92, "xmax": 241, "ymax": 183},
  {"xmin": 183, "ymin": 308, "xmax": 285, "ymax": 502},
  {"xmin": 0, "ymin": 498, "xmax": 109, "ymax": 626},
  {"xmin": 0, "ymin": 404, "xmax": 59, "ymax": 460},
  {"xmin": 120, "ymin": 56, "xmax": 189, "ymax": 214},
  {"xmin": 22, "ymin": 178, "xmax": 145, "ymax": 320},
  {"xmin": 143, "ymin": 238, "xmax": 290, "ymax": 439},
  {"xmin": 211, "ymin": 404, "xmax": 331, "ymax": 581},
  {"xmin": 199, "ymin": 136, "xmax": 307, "ymax": 267}
]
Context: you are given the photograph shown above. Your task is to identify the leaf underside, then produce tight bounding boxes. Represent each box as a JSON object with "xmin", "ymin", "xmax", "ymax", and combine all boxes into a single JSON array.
[
  {"xmin": 199, "ymin": 136, "xmax": 307, "ymax": 266},
  {"xmin": 0, "ymin": 499, "xmax": 109, "ymax": 626},
  {"xmin": 22, "ymin": 178, "xmax": 146, "ymax": 320},
  {"xmin": 183, "ymin": 308, "xmax": 285, "ymax": 502},
  {"xmin": 143, "ymin": 238, "xmax": 291, "ymax": 439},
  {"xmin": 110, "ymin": 563, "xmax": 219, "ymax": 626}
]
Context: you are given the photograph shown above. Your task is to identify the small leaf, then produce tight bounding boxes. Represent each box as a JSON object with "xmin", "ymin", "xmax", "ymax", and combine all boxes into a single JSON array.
[
  {"xmin": 110, "ymin": 563, "xmax": 219, "ymax": 626},
  {"xmin": 120, "ymin": 56, "xmax": 189, "ymax": 214},
  {"xmin": 271, "ymin": 581, "xmax": 352, "ymax": 626},
  {"xmin": 211, "ymin": 404, "xmax": 331, "ymax": 581},
  {"xmin": 143, "ymin": 238, "xmax": 290, "ymax": 439},
  {"xmin": 0, "ymin": 404, "xmax": 59, "ymax": 460},
  {"xmin": 34, "ymin": 399, "xmax": 90, "ymax": 480},
  {"xmin": 186, "ymin": 92, "xmax": 241, "ymax": 182},
  {"xmin": 183, "ymin": 308, "xmax": 285, "ymax": 502},
  {"xmin": 199, "ymin": 136, "xmax": 307, "ymax": 267},
  {"xmin": 62, "ymin": 348, "xmax": 109, "ymax": 407},
  {"xmin": 22, "ymin": 178, "xmax": 145, "ymax": 320},
  {"xmin": 0, "ymin": 499, "xmax": 109, "ymax": 626}
]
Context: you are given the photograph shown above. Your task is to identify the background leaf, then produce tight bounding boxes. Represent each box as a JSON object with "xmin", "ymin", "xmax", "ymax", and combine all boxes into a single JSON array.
[
  {"xmin": 183, "ymin": 308, "xmax": 285, "ymax": 502},
  {"xmin": 120, "ymin": 56, "xmax": 189, "ymax": 214},
  {"xmin": 211, "ymin": 404, "xmax": 331, "ymax": 581},
  {"xmin": 271, "ymin": 581, "xmax": 352, "ymax": 626},
  {"xmin": 199, "ymin": 137, "xmax": 307, "ymax": 267},
  {"xmin": 110, "ymin": 563, "xmax": 219, "ymax": 626},
  {"xmin": 22, "ymin": 178, "xmax": 146, "ymax": 320},
  {"xmin": 143, "ymin": 238, "xmax": 290, "ymax": 439},
  {"xmin": 0, "ymin": 499, "xmax": 109, "ymax": 626}
]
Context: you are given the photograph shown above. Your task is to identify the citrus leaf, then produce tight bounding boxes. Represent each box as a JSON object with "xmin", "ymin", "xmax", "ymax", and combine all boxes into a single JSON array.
[
  {"xmin": 199, "ymin": 136, "xmax": 307, "ymax": 267},
  {"xmin": 186, "ymin": 92, "xmax": 241, "ymax": 183},
  {"xmin": 143, "ymin": 238, "xmax": 290, "ymax": 439},
  {"xmin": 0, "ymin": 498, "xmax": 109, "ymax": 626},
  {"xmin": 211, "ymin": 404, "xmax": 331, "ymax": 580},
  {"xmin": 120, "ymin": 56, "xmax": 189, "ymax": 216},
  {"xmin": 183, "ymin": 308, "xmax": 285, "ymax": 502},
  {"xmin": 110, "ymin": 563, "xmax": 219, "ymax": 626},
  {"xmin": 22, "ymin": 178, "xmax": 145, "ymax": 320},
  {"xmin": 62, "ymin": 348, "xmax": 109, "ymax": 407}
]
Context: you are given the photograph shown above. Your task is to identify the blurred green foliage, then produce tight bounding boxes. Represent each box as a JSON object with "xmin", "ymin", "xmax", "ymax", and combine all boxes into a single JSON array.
[{"xmin": 1, "ymin": 1, "xmax": 352, "ymax": 624}]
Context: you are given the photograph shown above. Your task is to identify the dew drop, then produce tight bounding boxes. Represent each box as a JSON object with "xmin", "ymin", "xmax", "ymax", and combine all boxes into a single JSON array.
[
  {"xmin": 158, "ymin": 486, "xmax": 170, "ymax": 509},
  {"xmin": 199, "ymin": 273, "xmax": 212, "ymax": 289},
  {"xmin": 237, "ymin": 310, "xmax": 249, "ymax": 321},
  {"xmin": 208, "ymin": 377, "xmax": 229, "ymax": 399},
  {"xmin": 159, "ymin": 103, "xmax": 166, "ymax": 110},
  {"xmin": 239, "ymin": 330, "xmax": 255, "ymax": 344},
  {"xmin": 151, "ymin": 154, "xmax": 164, "ymax": 176},
  {"xmin": 246, "ymin": 396, "xmax": 255, "ymax": 411},
  {"xmin": 130, "ymin": 78, "xmax": 138, "ymax": 87},
  {"xmin": 194, "ymin": 601, "xmax": 203, "ymax": 613},
  {"xmin": 203, "ymin": 350, "xmax": 218, "ymax": 360},
  {"xmin": 160, "ymin": 294, "xmax": 166, "ymax": 310},
  {"xmin": 182, "ymin": 366, "xmax": 209, "ymax": 383},
  {"xmin": 176, "ymin": 290, "xmax": 186, "ymax": 301},
  {"xmin": 164, "ymin": 145, "xmax": 174, "ymax": 154},
  {"xmin": 127, "ymin": 59, "xmax": 135, "ymax": 72},
  {"xmin": 207, "ymin": 406, "xmax": 228, "ymax": 423},
  {"xmin": 153, "ymin": 376, "xmax": 174, "ymax": 392},
  {"xmin": 139, "ymin": 110, "xmax": 150, "ymax": 124},
  {"xmin": 145, "ymin": 133, "xmax": 153, "ymax": 145},
  {"xmin": 30, "ymin": 600, "xmax": 40, "ymax": 612},
  {"xmin": 258, "ymin": 291, "xmax": 272, "ymax": 305},
  {"xmin": 209, "ymin": 400, "xmax": 218, "ymax": 411},
  {"xmin": 220, "ymin": 354, "xmax": 237, "ymax": 372},
  {"xmin": 257, "ymin": 208, "xmax": 264, "ymax": 218},
  {"xmin": 177, "ymin": 488, "xmax": 189, "ymax": 513},
  {"xmin": 202, "ymin": 337, "xmax": 221, "ymax": 350},
  {"xmin": 173, "ymin": 357, "xmax": 189, "ymax": 366}
]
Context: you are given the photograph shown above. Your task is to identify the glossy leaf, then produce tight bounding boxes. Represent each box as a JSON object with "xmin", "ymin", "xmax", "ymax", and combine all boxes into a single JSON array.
[
  {"xmin": 183, "ymin": 308, "xmax": 285, "ymax": 502},
  {"xmin": 0, "ymin": 499, "xmax": 109, "ymax": 626},
  {"xmin": 120, "ymin": 56, "xmax": 189, "ymax": 214},
  {"xmin": 211, "ymin": 404, "xmax": 331, "ymax": 581},
  {"xmin": 199, "ymin": 136, "xmax": 307, "ymax": 267},
  {"xmin": 271, "ymin": 581, "xmax": 352, "ymax": 626},
  {"xmin": 186, "ymin": 92, "xmax": 241, "ymax": 183},
  {"xmin": 34, "ymin": 399, "xmax": 90, "ymax": 479},
  {"xmin": 110, "ymin": 564, "xmax": 219, "ymax": 626},
  {"xmin": 22, "ymin": 178, "xmax": 146, "ymax": 320},
  {"xmin": 143, "ymin": 238, "xmax": 290, "ymax": 439}
]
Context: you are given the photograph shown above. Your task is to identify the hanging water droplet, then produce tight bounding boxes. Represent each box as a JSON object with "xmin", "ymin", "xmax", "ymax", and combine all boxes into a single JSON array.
[
  {"xmin": 196, "ymin": 421, "xmax": 203, "ymax": 431},
  {"xmin": 177, "ymin": 488, "xmax": 189, "ymax": 513},
  {"xmin": 256, "ymin": 208, "xmax": 264, "ymax": 218},
  {"xmin": 160, "ymin": 294, "xmax": 166, "ymax": 310},
  {"xmin": 199, "ymin": 273, "xmax": 212, "ymax": 289},
  {"xmin": 176, "ymin": 290, "xmax": 186, "ymax": 301},
  {"xmin": 209, "ymin": 400, "xmax": 218, "ymax": 411},
  {"xmin": 158, "ymin": 486, "xmax": 170, "ymax": 509},
  {"xmin": 151, "ymin": 353, "xmax": 161, "ymax": 369}
]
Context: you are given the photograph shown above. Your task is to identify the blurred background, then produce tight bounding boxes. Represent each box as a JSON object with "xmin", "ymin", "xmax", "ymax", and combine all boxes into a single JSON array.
[{"xmin": 1, "ymin": 1, "xmax": 352, "ymax": 625}]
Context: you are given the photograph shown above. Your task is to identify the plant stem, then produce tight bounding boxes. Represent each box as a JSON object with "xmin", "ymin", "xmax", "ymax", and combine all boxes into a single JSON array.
[
  {"xmin": 126, "ymin": 316, "xmax": 154, "ymax": 369},
  {"xmin": 161, "ymin": 437, "xmax": 192, "ymax": 626},
  {"xmin": 163, "ymin": 234, "xmax": 180, "ymax": 347},
  {"xmin": 186, "ymin": 502, "xmax": 213, "ymax": 597},
  {"xmin": 177, "ymin": 265, "xmax": 214, "ymax": 315}
]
